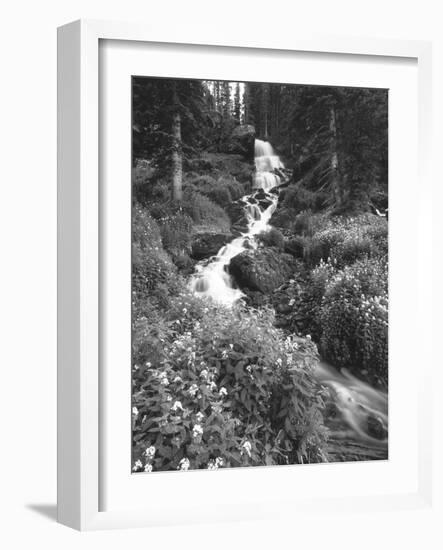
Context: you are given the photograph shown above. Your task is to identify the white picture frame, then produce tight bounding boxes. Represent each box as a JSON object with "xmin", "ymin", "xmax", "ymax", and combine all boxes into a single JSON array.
[{"xmin": 57, "ymin": 19, "xmax": 433, "ymax": 531}]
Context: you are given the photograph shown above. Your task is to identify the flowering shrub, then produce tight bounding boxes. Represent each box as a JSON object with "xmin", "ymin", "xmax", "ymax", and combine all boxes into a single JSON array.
[
  {"xmin": 319, "ymin": 258, "xmax": 388, "ymax": 382},
  {"xmin": 132, "ymin": 205, "xmax": 180, "ymax": 304},
  {"xmin": 132, "ymin": 294, "xmax": 328, "ymax": 472},
  {"xmin": 305, "ymin": 214, "xmax": 388, "ymax": 267}
]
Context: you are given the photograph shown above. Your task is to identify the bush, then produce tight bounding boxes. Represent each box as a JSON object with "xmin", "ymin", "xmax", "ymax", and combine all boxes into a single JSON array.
[
  {"xmin": 186, "ymin": 174, "xmax": 245, "ymax": 206},
  {"xmin": 292, "ymin": 210, "xmax": 314, "ymax": 236},
  {"xmin": 257, "ymin": 228, "xmax": 285, "ymax": 251},
  {"xmin": 132, "ymin": 296, "xmax": 328, "ymax": 472},
  {"xmin": 219, "ymin": 176, "xmax": 245, "ymax": 201},
  {"xmin": 282, "ymin": 185, "xmax": 324, "ymax": 214},
  {"xmin": 319, "ymin": 258, "xmax": 388, "ymax": 382},
  {"xmin": 293, "ymin": 214, "xmax": 388, "ymax": 268},
  {"xmin": 159, "ymin": 211, "xmax": 193, "ymax": 255},
  {"xmin": 298, "ymin": 260, "xmax": 337, "ymax": 339},
  {"xmin": 132, "ymin": 204, "xmax": 182, "ymax": 310},
  {"xmin": 182, "ymin": 189, "xmax": 231, "ymax": 232}
]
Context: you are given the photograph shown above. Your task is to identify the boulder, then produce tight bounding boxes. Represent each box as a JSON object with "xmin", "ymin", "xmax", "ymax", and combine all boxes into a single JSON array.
[
  {"xmin": 191, "ymin": 233, "xmax": 234, "ymax": 261},
  {"xmin": 226, "ymin": 201, "xmax": 249, "ymax": 234},
  {"xmin": 229, "ymin": 248, "xmax": 296, "ymax": 294},
  {"xmin": 226, "ymin": 125, "xmax": 256, "ymax": 159}
]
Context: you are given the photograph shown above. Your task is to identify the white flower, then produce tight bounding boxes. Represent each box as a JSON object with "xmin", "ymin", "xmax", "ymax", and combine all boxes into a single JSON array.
[
  {"xmin": 132, "ymin": 459, "xmax": 143, "ymax": 471},
  {"xmin": 207, "ymin": 460, "xmax": 218, "ymax": 471},
  {"xmin": 219, "ymin": 387, "xmax": 227, "ymax": 398},
  {"xmin": 173, "ymin": 375, "xmax": 183, "ymax": 384},
  {"xmin": 195, "ymin": 411, "xmax": 205, "ymax": 422},
  {"xmin": 192, "ymin": 424, "xmax": 203, "ymax": 438},
  {"xmin": 132, "ymin": 406, "xmax": 139, "ymax": 417},
  {"xmin": 215, "ymin": 457, "xmax": 224, "ymax": 468},
  {"xmin": 188, "ymin": 384, "xmax": 198, "ymax": 397},
  {"xmin": 144, "ymin": 463, "xmax": 153, "ymax": 473},
  {"xmin": 178, "ymin": 458, "xmax": 190, "ymax": 471},
  {"xmin": 200, "ymin": 369, "xmax": 208, "ymax": 380},
  {"xmin": 145, "ymin": 445, "xmax": 156, "ymax": 459},
  {"xmin": 171, "ymin": 400, "xmax": 183, "ymax": 412},
  {"xmin": 241, "ymin": 440, "xmax": 252, "ymax": 458}
]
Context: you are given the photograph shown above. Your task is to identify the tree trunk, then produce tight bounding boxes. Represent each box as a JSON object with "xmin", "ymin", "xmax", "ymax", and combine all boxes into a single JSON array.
[
  {"xmin": 171, "ymin": 84, "xmax": 183, "ymax": 201},
  {"xmin": 329, "ymin": 104, "xmax": 341, "ymax": 207}
]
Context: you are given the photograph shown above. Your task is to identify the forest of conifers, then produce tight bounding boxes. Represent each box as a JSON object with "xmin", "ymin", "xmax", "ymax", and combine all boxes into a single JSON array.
[{"xmin": 131, "ymin": 77, "xmax": 389, "ymax": 473}]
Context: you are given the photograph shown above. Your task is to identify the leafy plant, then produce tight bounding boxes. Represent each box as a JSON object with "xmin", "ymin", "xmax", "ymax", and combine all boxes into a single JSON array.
[{"xmin": 132, "ymin": 296, "xmax": 328, "ymax": 472}]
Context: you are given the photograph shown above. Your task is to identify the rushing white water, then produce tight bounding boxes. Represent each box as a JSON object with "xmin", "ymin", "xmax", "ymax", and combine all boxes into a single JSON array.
[
  {"xmin": 254, "ymin": 139, "xmax": 285, "ymax": 191},
  {"xmin": 315, "ymin": 361, "xmax": 388, "ymax": 455},
  {"xmin": 189, "ymin": 139, "xmax": 282, "ymax": 305}
]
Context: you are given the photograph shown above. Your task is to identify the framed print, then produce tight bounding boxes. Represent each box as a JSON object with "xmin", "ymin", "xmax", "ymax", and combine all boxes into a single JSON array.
[{"xmin": 57, "ymin": 19, "xmax": 433, "ymax": 530}]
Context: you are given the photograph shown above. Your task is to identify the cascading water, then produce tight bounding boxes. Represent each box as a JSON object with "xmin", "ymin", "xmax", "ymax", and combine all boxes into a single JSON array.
[
  {"xmin": 189, "ymin": 139, "xmax": 282, "ymax": 305},
  {"xmin": 315, "ymin": 361, "xmax": 388, "ymax": 458},
  {"xmin": 189, "ymin": 138, "xmax": 388, "ymax": 458}
]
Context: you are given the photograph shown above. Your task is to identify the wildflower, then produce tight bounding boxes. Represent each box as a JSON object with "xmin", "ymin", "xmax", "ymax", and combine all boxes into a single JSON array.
[
  {"xmin": 215, "ymin": 457, "xmax": 224, "ymax": 468},
  {"xmin": 192, "ymin": 424, "xmax": 203, "ymax": 438},
  {"xmin": 132, "ymin": 406, "xmax": 139, "ymax": 418},
  {"xmin": 200, "ymin": 369, "xmax": 209, "ymax": 380},
  {"xmin": 171, "ymin": 401, "xmax": 183, "ymax": 412},
  {"xmin": 241, "ymin": 440, "xmax": 252, "ymax": 458},
  {"xmin": 145, "ymin": 445, "xmax": 156, "ymax": 459},
  {"xmin": 178, "ymin": 458, "xmax": 190, "ymax": 471},
  {"xmin": 173, "ymin": 375, "xmax": 183, "ymax": 384},
  {"xmin": 195, "ymin": 411, "xmax": 205, "ymax": 422},
  {"xmin": 209, "ymin": 381, "xmax": 217, "ymax": 391},
  {"xmin": 144, "ymin": 463, "xmax": 153, "ymax": 473},
  {"xmin": 188, "ymin": 384, "xmax": 198, "ymax": 397},
  {"xmin": 132, "ymin": 459, "xmax": 143, "ymax": 471},
  {"xmin": 207, "ymin": 460, "xmax": 218, "ymax": 471},
  {"xmin": 219, "ymin": 387, "xmax": 227, "ymax": 398}
]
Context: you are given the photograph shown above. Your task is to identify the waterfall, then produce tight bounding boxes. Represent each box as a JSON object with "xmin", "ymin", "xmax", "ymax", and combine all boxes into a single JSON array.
[{"xmin": 189, "ymin": 139, "xmax": 282, "ymax": 305}]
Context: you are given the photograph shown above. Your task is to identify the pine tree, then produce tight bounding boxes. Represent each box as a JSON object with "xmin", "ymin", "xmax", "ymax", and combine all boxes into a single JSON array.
[{"xmin": 233, "ymin": 82, "xmax": 241, "ymax": 123}]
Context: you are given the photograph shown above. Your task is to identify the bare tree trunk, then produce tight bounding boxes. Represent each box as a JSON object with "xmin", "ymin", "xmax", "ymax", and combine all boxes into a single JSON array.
[
  {"xmin": 329, "ymin": 104, "xmax": 340, "ymax": 207},
  {"xmin": 171, "ymin": 84, "xmax": 183, "ymax": 202}
]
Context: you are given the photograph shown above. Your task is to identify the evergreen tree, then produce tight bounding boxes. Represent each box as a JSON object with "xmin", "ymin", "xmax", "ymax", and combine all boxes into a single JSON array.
[{"xmin": 233, "ymin": 82, "xmax": 242, "ymax": 123}]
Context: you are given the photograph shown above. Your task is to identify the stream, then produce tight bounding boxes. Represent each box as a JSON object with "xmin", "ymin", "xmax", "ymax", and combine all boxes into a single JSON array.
[{"xmin": 189, "ymin": 138, "xmax": 388, "ymax": 461}]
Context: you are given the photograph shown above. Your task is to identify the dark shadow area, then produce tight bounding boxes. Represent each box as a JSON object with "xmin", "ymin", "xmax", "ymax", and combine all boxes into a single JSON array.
[{"xmin": 26, "ymin": 503, "xmax": 57, "ymax": 522}]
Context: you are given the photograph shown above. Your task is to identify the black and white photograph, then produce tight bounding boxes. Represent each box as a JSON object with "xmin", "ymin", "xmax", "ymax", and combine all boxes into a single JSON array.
[{"xmin": 131, "ymin": 77, "xmax": 388, "ymax": 473}]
